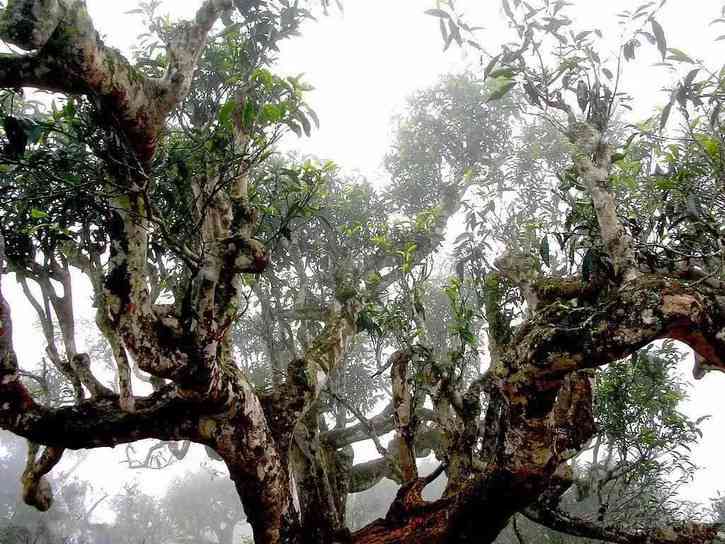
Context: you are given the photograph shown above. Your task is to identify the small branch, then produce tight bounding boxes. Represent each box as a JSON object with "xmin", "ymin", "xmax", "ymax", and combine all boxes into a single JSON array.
[
  {"xmin": 524, "ymin": 503, "xmax": 723, "ymax": 544},
  {"xmin": 162, "ymin": 0, "xmax": 236, "ymax": 100},
  {"xmin": 323, "ymin": 403, "xmax": 394, "ymax": 448},
  {"xmin": 325, "ymin": 389, "xmax": 388, "ymax": 458},
  {"xmin": 21, "ymin": 443, "xmax": 64, "ymax": 511}
]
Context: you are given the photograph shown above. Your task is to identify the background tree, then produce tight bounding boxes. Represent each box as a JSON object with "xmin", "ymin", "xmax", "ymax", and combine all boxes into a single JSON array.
[{"xmin": 162, "ymin": 468, "xmax": 246, "ymax": 544}]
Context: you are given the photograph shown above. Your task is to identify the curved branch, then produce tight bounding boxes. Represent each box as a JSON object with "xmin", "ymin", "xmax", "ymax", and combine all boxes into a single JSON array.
[
  {"xmin": 323, "ymin": 403, "xmax": 394, "ymax": 448},
  {"xmin": 0, "ymin": 0, "xmax": 236, "ymax": 164},
  {"xmin": 2, "ymin": 264, "xmax": 204, "ymax": 449},
  {"xmin": 503, "ymin": 276, "xmax": 725, "ymax": 412},
  {"xmin": 348, "ymin": 429, "xmax": 443, "ymax": 494},
  {"xmin": 21, "ymin": 442, "xmax": 64, "ymax": 511},
  {"xmin": 163, "ymin": 0, "xmax": 236, "ymax": 99},
  {"xmin": 1, "ymin": 383, "xmax": 205, "ymax": 450}
]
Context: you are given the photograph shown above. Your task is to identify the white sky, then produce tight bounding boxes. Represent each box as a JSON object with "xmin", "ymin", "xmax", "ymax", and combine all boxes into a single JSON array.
[{"xmin": 3, "ymin": 0, "xmax": 725, "ymax": 519}]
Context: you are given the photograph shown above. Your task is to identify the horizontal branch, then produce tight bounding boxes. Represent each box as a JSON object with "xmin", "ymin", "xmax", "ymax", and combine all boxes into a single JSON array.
[
  {"xmin": 524, "ymin": 504, "xmax": 724, "ymax": 544},
  {"xmin": 323, "ymin": 403, "xmax": 394, "ymax": 448},
  {"xmin": 348, "ymin": 429, "xmax": 442, "ymax": 494},
  {"xmin": 1, "ymin": 384, "xmax": 206, "ymax": 450},
  {"xmin": 323, "ymin": 404, "xmax": 437, "ymax": 449},
  {"xmin": 502, "ymin": 275, "xmax": 725, "ymax": 412},
  {"xmin": 0, "ymin": 53, "xmax": 63, "ymax": 91}
]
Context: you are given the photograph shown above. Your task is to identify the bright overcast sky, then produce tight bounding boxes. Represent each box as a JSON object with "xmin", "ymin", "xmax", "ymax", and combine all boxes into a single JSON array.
[{"xmin": 4, "ymin": 0, "xmax": 725, "ymax": 514}]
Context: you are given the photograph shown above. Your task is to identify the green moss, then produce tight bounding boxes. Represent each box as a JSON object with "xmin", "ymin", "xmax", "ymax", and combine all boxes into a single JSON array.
[
  {"xmin": 483, "ymin": 273, "xmax": 512, "ymax": 346},
  {"xmin": 534, "ymin": 277, "xmax": 583, "ymax": 302}
]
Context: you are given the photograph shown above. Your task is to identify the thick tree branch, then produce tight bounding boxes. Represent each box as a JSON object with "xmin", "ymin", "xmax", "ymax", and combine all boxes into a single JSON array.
[
  {"xmin": 1, "ymin": 383, "xmax": 206, "ymax": 450},
  {"xmin": 502, "ymin": 276, "xmax": 725, "ymax": 413},
  {"xmin": 162, "ymin": 0, "xmax": 235, "ymax": 100},
  {"xmin": 323, "ymin": 403, "xmax": 395, "ymax": 448},
  {"xmin": 0, "ymin": 53, "xmax": 54, "ymax": 89},
  {"xmin": 0, "ymin": 0, "xmax": 236, "ymax": 165},
  {"xmin": 352, "ymin": 372, "xmax": 595, "ymax": 544}
]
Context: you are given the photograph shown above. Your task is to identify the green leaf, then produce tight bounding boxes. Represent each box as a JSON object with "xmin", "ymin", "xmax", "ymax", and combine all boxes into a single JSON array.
[
  {"xmin": 695, "ymin": 134, "xmax": 720, "ymax": 161},
  {"xmin": 650, "ymin": 19, "xmax": 667, "ymax": 60},
  {"xmin": 242, "ymin": 101, "xmax": 256, "ymax": 128},
  {"xmin": 63, "ymin": 99, "xmax": 77, "ymax": 118},
  {"xmin": 683, "ymin": 68, "xmax": 700, "ymax": 88},
  {"xmin": 221, "ymin": 22, "xmax": 243, "ymax": 36},
  {"xmin": 23, "ymin": 120, "xmax": 44, "ymax": 144},
  {"xmin": 287, "ymin": 121, "xmax": 302, "ymax": 137},
  {"xmin": 307, "ymin": 108, "xmax": 320, "ymax": 129},
  {"xmin": 443, "ymin": 28, "xmax": 455, "ymax": 51},
  {"xmin": 539, "ymin": 236, "xmax": 550, "ymax": 267},
  {"xmin": 666, "ymin": 48, "xmax": 695, "ymax": 63},
  {"xmin": 488, "ymin": 68, "xmax": 517, "ymax": 79},
  {"xmin": 30, "ymin": 209, "xmax": 48, "ymax": 219},
  {"xmin": 297, "ymin": 112, "xmax": 312, "ymax": 137},
  {"xmin": 260, "ymin": 104, "xmax": 283, "ymax": 124},
  {"xmin": 424, "ymin": 8, "xmax": 451, "ymax": 18},
  {"xmin": 218, "ymin": 100, "xmax": 236, "ymax": 125},
  {"xmin": 582, "ymin": 249, "xmax": 593, "ymax": 282},
  {"xmin": 710, "ymin": 103, "xmax": 721, "ymax": 129},
  {"xmin": 448, "ymin": 19, "xmax": 462, "ymax": 47},
  {"xmin": 523, "ymin": 81, "xmax": 540, "ymax": 106},
  {"xmin": 487, "ymin": 79, "xmax": 517, "ymax": 101}
]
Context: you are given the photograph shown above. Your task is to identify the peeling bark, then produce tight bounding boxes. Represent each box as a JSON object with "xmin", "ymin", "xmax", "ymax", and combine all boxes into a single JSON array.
[
  {"xmin": 391, "ymin": 351, "xmax": 417, "ymax": 483},
  {"xmin": 568, "ymin": 122, "xmax": 638, "ymax": 283}
]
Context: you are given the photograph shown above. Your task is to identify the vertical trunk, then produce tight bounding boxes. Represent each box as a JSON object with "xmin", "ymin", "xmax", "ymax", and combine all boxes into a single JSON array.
[
  {"xmin": 570, "ymin": 124, "xmax": 638, "ymax": 283},
  {"xmin": 230, "ymin": 473, "xmax": 299, "ymax": 544},
  {"xmin": 214, "ymin": 379, "xmax": 301, "ymax": 544},
  {"xmin": 391, "ymin": 351, "xmax": 418, "ymax": 483},
  {"xmin": 289, "ymin": 406, "xmax": 347, "ymax": 543}
]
